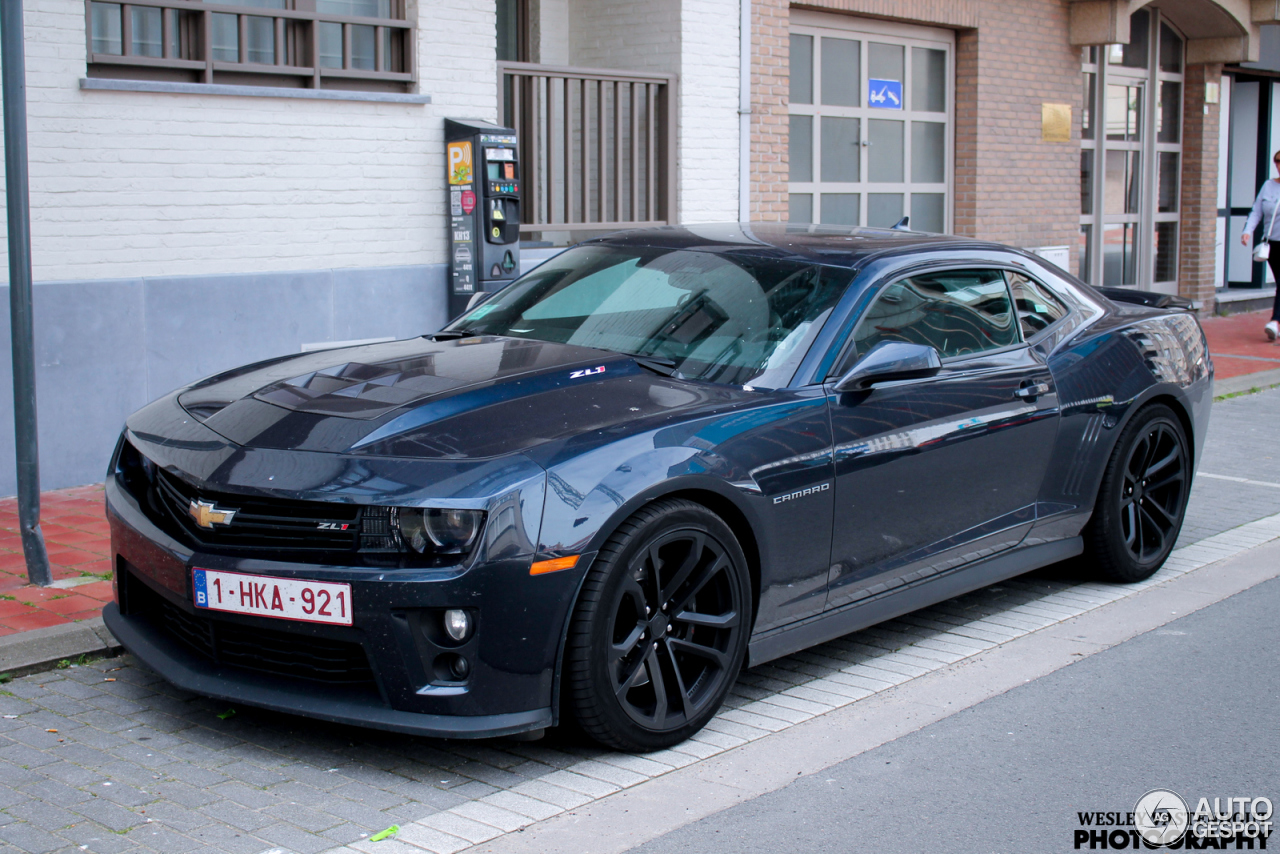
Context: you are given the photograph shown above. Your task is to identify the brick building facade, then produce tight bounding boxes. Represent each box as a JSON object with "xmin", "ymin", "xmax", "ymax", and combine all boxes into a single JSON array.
[
  {"xmin": 750, "ymin": 0, "xmax": 1267, "ymax": 313},
  {"xmin": 0, "ymin": 0, "xmax": 1270, "ymax": 492}
]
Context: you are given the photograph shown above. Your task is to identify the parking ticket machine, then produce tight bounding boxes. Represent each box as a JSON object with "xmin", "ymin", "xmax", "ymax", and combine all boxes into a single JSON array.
[{"xmin": 445, "ymin": 119, "xmax": 521, "ymax": 318}]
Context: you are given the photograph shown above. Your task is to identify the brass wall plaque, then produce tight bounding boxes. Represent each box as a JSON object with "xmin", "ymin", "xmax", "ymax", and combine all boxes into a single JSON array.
[{"xmin": 1042, "ymin": 103, "xmax": 1072, "ymax": 142}]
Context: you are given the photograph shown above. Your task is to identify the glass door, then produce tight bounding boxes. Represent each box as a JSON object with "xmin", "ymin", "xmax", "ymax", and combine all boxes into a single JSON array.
[
  {"xmin": 1079, "ymin": 7, "xmax": 1184, "ymax": 293},
  {"xmin": 788, "ymin": 13, "xmax": 953, "ymax": 232}
]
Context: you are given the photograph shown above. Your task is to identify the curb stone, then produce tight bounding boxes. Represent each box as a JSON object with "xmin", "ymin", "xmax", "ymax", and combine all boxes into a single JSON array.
[
  {"xmin": 0, "ymin": 614, "xmax": 121, "ymax": 677},
  {"xmin": 1213, "ymin": 367, "xmax": 1280, "ymax": 398}
]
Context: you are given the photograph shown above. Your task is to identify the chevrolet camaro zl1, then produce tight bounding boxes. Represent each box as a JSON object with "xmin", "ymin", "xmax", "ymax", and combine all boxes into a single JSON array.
[{"xmin": 104, "ymin": 224, "xmax": 1210, "ymax": 751}]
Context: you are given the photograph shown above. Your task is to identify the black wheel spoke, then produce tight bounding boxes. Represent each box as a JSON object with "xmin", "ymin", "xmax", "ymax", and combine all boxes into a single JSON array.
[
  {"xmin": 1144, "ymin": 445, "xmax": 1180, "ymax": 481},
  {"xmin": 667, "ymin": 636, "xmax": 730, "ymax": 671},
  {"xmin": 673, "ymin": 608, "xmax": 739, "ymax": 630},
  {"xmin": 614, "ymin": 653, "xmax": 650, "ymax": 700},
  {"xmin": 1138, "ymin": 504, "xmax": 1166, "ymax": 554},
  {"xmin": 1121, "ymin": 500, "xmax": 1135, "ymax": 547},
  {"xmin": 610, "ymin": 624, "xmax": 645, "ymax": 668},
  {"xmin": 662, "ymin": 642, "xmax": 695, "ymax": 707},
  {"xmin": 1145, "ymin": 469, "xmax": 1184, "ymax": 494},
  {"xmin": 659, "ymin": 533, "xmax": 707, "ymax": 606},
  {"xmin": 619, "ymin": 574, "xmax": 648, "ymax": 616},
  {"xmin": 646, "ymin": 650, "xmax": 669, "ymax": 728},
  {"xmin": 644, "ymin": 544, "xmax": 665, "ymax": 603},
  {"xmin": 1143, "ymin": 496, "xmax": 1177, "ymax": 528},
  {"xmin": 1139, "ymin": 429, "xmax": 1161, "ymax": 477},
  {"xmin": 1125, "ymin": 437, "xmax": 1149, "ymax": 483},
  {"xmin": 670, "ymin": 553, "xmax": 729, "ymax": 615}
]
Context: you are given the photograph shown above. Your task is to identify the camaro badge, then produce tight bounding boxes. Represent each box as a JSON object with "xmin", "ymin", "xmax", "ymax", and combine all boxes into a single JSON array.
[
  {"xmin": 773, "ymin": 482, "xmax": 831, "ymax": 505},
  {"xmin": 188, "ymin": 499, "xmax": 237, "ymax": 529}
]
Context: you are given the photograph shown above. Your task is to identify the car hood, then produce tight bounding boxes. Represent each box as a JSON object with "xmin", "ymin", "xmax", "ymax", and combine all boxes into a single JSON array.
[{"xmin": 174, "ymin": 335, "xmax": 747, "ymax": 459}]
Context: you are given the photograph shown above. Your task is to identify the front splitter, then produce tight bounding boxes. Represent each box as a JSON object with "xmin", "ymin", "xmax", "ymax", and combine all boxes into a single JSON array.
[{"xmin": 102, "ymin": 602, "xmax": 552, "ymax": 740}]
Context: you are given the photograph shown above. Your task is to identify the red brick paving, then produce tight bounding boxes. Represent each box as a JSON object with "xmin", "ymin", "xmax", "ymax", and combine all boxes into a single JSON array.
[
  {"xmin": 0, "ymin": 311, "xmax": 1275, "ymax": 648},
  {"xmin": 1200, "ymin": 308, "xmax": 1280, "ymax": 380},
  {"xmin": 0, "ymin": 482, "xmax": 112, "ymax": 647}
]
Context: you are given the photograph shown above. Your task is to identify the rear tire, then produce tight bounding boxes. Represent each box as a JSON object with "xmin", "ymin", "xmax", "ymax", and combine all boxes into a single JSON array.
[
  {"xmin": 1083, "ymin": 404, "xmax": 1190, "ymax": 583},
  {"xmin": 565, "ymin": 499, "xmax": 750, "ymax": 751}
]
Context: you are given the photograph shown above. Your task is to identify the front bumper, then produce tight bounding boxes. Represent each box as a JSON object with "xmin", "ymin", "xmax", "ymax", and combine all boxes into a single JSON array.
[
  {"xmin": 102, "ymin": 602, "xmax": 550, "ymax": 738},
  {"xmin": 105, "ymin": 475, "xmax": 582, "ymax": 740}
]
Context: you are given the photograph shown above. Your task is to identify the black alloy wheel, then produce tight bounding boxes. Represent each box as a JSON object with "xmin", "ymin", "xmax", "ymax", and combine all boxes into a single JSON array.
[
  {"xmin": 565, "ymin": 499, "xmax": 750, "ymax": 751},
  {"xmin": 1085, "ymin": 404, "xmax": 1190, "ymax": 583}
]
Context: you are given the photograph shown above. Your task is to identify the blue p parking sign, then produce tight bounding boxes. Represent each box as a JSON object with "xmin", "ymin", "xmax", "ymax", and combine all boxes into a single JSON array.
[{"xmin": 868, "ymin": 79, "xmax": 903, "ymax": 109}]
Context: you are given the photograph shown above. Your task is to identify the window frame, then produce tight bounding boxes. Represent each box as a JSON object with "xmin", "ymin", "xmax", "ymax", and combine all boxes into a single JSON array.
[
  {"xmin": 823, "ymin": 261, "xmax": 1077, "ymax": 381},
  {"xmin": 787, "ymin": 11, "xmax": 955, "ymax": 232},
  {"xmin": 1079, "ymin": 9, "xmax": 1185, "ymax": 293},
  {"xmin": 84, "ymin": 0, "xmax": 416, "ymax": 93}
]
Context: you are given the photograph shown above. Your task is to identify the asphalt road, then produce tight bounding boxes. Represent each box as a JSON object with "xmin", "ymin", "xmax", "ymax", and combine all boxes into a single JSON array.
[{"xmin": 626, "ymin": 576, "xmax": 1280, "ymax": 854}]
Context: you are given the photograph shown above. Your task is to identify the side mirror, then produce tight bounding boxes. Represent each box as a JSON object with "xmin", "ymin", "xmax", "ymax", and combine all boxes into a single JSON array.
[{"xmin": 833, "ymin": 341, "xmax": 942, "ymax": 393}]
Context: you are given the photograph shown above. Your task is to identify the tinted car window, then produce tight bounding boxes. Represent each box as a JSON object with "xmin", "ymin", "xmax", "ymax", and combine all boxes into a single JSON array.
[
  {"xmin": 1007, "ymin": 271, "xmax": 1069, "ymax": 337},
  {"xmin": 452, "ymin": 244, "xmax": 850, "ymax": 388},
  {"xmin": 852, "ymin": 269, "xmax": 1019, "ymax": 360}
]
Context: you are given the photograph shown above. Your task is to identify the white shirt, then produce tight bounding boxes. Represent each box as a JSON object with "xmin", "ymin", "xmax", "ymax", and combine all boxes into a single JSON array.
[{"xmin": 1244, "ymin": 179, "xmax": 1280, "ymax": 241}]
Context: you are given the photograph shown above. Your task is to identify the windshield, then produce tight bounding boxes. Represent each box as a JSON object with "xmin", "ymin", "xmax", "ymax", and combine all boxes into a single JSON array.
[{"xmin": 447, "ymin": 244, "xmax": 850, "ymax": 388}]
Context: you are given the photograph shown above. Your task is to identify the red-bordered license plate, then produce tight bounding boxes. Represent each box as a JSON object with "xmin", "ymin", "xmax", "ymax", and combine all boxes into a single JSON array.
[{"xmin": 192, "ymin": 568, "xmax": 353, "ymax": 626}]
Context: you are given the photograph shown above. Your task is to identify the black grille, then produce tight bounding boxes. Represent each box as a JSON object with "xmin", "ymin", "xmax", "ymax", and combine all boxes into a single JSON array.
[
  {"xmin": 154, "ymin": 469, "xmax": 362, "ymax": 553},
  {"xmin": 127, "ymin": 570, "xmax": 377, "ymax": 689}
]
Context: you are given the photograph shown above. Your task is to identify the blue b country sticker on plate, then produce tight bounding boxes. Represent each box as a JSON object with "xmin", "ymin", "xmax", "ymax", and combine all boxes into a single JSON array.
[
  {"xmin": 868, "ymin": 78, "xmax": 903, "ymax": 109},
  {"xmin": 193, "ymin": 568, "xmax": 209, "ymax": 607}
]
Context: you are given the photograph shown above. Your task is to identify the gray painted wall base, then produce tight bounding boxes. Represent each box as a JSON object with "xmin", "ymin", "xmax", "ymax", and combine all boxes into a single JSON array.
[{"xmin": 1, "ymin": 264, "xmax": 448, "ymax": 495}]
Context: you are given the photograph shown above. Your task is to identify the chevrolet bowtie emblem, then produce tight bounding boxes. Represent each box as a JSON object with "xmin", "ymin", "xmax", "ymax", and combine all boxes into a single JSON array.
[{"xmin": 188, "ymin": 499, "xmax": 237, "ymax": 529}]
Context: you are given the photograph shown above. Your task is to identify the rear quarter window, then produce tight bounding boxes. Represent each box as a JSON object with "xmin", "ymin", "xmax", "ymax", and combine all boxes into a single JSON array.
[{"xmin": 1007, "ymin": 271, "xmax": 1069, "ymax": 338}]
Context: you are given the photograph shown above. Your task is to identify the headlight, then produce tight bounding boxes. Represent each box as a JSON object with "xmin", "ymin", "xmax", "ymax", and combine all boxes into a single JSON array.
[{"xmin": 394, "ymin": 508, "xmax": 484, "ymax": 555}]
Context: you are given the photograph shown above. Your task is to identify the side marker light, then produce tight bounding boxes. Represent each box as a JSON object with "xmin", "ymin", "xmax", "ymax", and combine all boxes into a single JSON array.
[{"xmin": 530, "ymin": 555, "xmax": 579, "ymax": 575}]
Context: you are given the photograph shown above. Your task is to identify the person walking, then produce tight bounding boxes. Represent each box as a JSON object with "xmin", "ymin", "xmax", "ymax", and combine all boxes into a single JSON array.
[{"xmin": 1242, "ymin": 149, "xmax": 1280, "ymax": 341}]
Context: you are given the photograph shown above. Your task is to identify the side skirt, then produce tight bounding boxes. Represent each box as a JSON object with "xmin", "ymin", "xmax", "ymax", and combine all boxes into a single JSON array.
[{"xmin": 746, "ymin": 537, "xmax": 1084, "ymax": 668}]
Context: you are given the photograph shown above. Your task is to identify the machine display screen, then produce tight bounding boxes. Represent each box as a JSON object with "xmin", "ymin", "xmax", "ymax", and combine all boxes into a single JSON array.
[{"xmin": 486, "ymin": 162, "xmax": 517, "ymax": 180}]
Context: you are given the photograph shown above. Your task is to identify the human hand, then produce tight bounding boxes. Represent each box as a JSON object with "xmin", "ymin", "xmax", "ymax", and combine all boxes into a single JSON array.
[{"xmin": 1242, "ymin": 233, "xmax": 1252, "ymax": 246}]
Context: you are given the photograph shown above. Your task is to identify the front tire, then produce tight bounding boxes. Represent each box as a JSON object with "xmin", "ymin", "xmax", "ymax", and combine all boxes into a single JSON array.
[
  {"xmin": 565, "ymin": 499, "xmax": 750, "ymax": 751},
  {"xmin": 1083, "ymin": 404, "xmax": 1190, "ymax": 583}
]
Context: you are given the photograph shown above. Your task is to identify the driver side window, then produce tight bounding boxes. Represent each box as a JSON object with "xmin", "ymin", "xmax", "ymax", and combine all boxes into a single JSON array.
[{"xmin": 852, "ymin": 268, "xmax": 1019, "ymax": 361}]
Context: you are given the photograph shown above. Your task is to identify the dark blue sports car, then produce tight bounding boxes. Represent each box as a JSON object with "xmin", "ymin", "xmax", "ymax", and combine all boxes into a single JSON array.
[{"xmin": 104, "ymin": 224, "xmax": 1211, "ymax": 751}]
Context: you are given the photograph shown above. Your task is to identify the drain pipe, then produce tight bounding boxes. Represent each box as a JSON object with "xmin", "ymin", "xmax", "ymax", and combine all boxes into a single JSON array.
[
  {"xmin": 3, "ymin": 0, "xmax": 53, "ymax": 587},
  {"xmin": 738, "ymin": 0, "xmax": 751, "ymax": 222}
]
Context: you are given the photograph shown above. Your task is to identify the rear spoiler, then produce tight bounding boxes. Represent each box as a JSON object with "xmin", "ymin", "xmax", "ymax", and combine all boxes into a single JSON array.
[{"xmin": 1095, "ymin": 287, "xmax": 1193, "ymax": 311}]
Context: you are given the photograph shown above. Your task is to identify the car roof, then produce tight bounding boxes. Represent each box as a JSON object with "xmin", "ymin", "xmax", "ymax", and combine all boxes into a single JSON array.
[{"xmin": 584, "ymin": 222, "xmax": 1015, "ymax": 269}]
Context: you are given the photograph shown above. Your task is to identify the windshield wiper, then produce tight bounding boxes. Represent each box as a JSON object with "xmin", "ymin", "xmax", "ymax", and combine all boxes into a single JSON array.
[
  {"xmin": 428, "ymin": 328, "xmax": 484, "ymax": 340},
  {"xmin": 629, "ymin": 355, "xmax": 681, "ymax": 377}
]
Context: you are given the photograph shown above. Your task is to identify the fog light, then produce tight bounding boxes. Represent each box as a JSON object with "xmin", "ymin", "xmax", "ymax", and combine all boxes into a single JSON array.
[
  {"xmin": 449, "ymin": 655, "xmax": 470, "ymax": 680},
  {"xmin": 443, "ymin": 609, "xmax": 472, "ymax": 642}
]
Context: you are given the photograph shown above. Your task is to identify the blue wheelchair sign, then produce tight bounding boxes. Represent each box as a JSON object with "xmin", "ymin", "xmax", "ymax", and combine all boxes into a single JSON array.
[{"xmin": 868, "ymin": 79, "xmax": 903, "ymax": 110}]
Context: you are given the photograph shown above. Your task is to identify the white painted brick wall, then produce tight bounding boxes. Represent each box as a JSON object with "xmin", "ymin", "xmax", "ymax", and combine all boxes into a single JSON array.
[
  {"xmin": 569, "ymin": 0, "xmax": 680, "ymax": 74},
  {"xmin": 679, "ymin": 0, "xmax": 741, "ymax": 222},
  {"xmin": 532, "ymin": 0, "xmax": 571, "ymax": 64},
  {"xmin": 0, "ymin": 0, "xmax": 496, "ymax": 281},
  {"xmin": 0, "ymin": 0, "xmax": 741, "ymax": 282}
]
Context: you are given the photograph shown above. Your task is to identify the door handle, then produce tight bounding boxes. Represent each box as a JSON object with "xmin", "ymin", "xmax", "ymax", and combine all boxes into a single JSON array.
[{"xmin": 1014, "ymin": 382, "xmax": 1050, "ymax": 400}]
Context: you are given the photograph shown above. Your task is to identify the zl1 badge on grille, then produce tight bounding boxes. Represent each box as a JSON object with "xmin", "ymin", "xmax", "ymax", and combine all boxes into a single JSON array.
[{"xmin": 193, "ymin": 568, "xmax": 353, "ymax": 626}]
